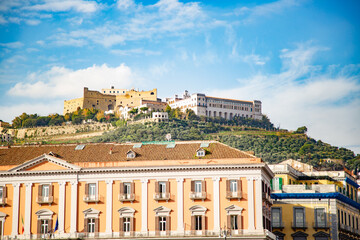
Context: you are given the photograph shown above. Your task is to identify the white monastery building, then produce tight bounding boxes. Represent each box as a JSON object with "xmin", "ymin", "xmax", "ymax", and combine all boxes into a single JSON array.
[{"xmin": 167, "ymin": 91, "xmax": 262, "ymax": 120}]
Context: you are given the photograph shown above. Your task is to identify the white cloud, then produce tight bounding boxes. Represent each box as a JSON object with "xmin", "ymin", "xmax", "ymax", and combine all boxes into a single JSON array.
[
  {"xmin": 8, "ymin": 64, "xmax": 135, "ymax": 99},
  {"xmin": 24, "ymin": 0, "xmax": 99, "ymax": 13},
  {"xmin": 208, "ymin": 44, "xmax": 360, "ymax": 154},
  {"xmin": 0, "ymin": 41, "xmax": 24, "ymax": 48},
  {"xmin": 111, "ymin": 48, "xmax": 161, "ymax": 56},
  {"xmin": 49, "ymin": 0, "xmax": 206, "ymax": 47},
  {"xmin": 117, "ymin": 0, "xmax": 136, "ymax": 10},
  {"xmin": 232, "ymin": 0, "xmax": 302, "ymax": 24}
]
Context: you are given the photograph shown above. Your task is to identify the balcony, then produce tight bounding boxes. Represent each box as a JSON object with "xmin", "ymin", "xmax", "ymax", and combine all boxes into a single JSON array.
[
  {"xmin": 272, "ymin": 222, "xmax": 285, "ymax": 229},
  {"xmin": 313, "ymin": 222, "xmax": 330, "ymax": 230},
  {"xmin": 291, "ymin": 222, "xmax": 308, "ymax": 230},
  {"xmin": 0, "ymin": 197, "xmax": 6, "ymax": 206},
  {"xmin": 36, "ymin": 196, "xmax": 53, "ymax": 204},
  {"xmin": 119, "ymin": 193, "xmax": 135, "ymax": 202},
  {"xmin": 189, "ymin": 191, "xmax": 206, "ymax": 200},
  {"xmin": 153, "ymin": 192, "xmax": 171, "ymax": 201},
  {"xmin": 83, "ymin": 194, "xmax": 100, "ymax": 203},
  {"xmin": 226, "ymin": 191, "xmax": 242, "ymax": 199}
]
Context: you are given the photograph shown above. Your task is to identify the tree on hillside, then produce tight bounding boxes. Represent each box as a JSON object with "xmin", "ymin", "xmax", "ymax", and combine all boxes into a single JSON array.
[{"xmin": 295, "ymin": 126, "xmax": 308, "ymax": 134}]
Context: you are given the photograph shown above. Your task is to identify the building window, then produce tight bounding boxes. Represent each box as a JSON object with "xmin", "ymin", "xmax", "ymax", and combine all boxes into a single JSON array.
[
  {"xmin": 37, "ymin": 184, "xmax": 53, "ymax": 204},
  {"xmin": 89, "ymin": 183, "xmax": 96, "ymax": 197},
  {"xmin": 195, "ymin": 215, "xmax": 202, "ymax": 230},
  {"xmin": 315, "ymin": 208, "xmax": 326, "ymax": 227},
  {"xmin": 119, "ymin": 182, "xmax": 135, "ymax": 201},
  {"xmin": 230, "ymin": 180, "xmax": 237, "ymax": 192},
  {"xmin": 294, "ymin": 207, "xmax": 305, "ymax": 228},
  {"xmin": 0, "ymin": 186, "xmax": 6, "ymax": 205},
  {"xmin": 271, "ymin": 177, "xmax": 283, "ymax": 190},
  {"xmin": 123, "ymin": 217, "xmax": 131, "ymax": 232},
  {"xmin": 42, "ymin": 185, "xmax": 49, "ymax": 198},
  {"xmin": 272, "ymin": 208, "xmax": 282, "ymax": 228},
  {"xmin": 159, "ymin": 216, "xmax": 166, "ymax": 231},
  {"xmin": 230, "ymin": 215, "xmax": 238, "ymax": 230},
  {"xmin": 40, "ymin": 219, "xmax": 49, "ymax": 234},
  {"xmin": 195, "ymin": 181, "xmax": 201, "ymax": 193},
  {"xmin": 88, "ymin": 218, "xmax": 95, "ymax": 233},
  {"xmin": 159, "ymin": 182, "xmax": 166, "ymax": 194}
]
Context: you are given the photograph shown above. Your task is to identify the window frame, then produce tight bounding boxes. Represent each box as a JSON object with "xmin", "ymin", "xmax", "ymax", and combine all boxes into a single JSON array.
[
  {"xmin": 272, "ymin": 207, "xmax": 282, "ymax": 227},
  {"xmin": 294, "ymin": 207, "xmax": 305, "ymax": 227}
]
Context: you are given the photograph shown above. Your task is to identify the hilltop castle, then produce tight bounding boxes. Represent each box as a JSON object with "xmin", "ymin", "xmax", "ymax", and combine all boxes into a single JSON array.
[{"xmin": 63, "ymin": 87, "xmax": 158, "ymax": 115}]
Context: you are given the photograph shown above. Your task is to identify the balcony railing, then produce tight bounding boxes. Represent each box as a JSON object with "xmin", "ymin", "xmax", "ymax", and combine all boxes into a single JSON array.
[
  {"xmin": 0, "ymin": 197, "xmax": 6, "ymax": 205},
  {"xmin": 83, "ymin": 194, "xmax": 100, "ymax": 203},
  {"xmin": 119, "ymin": 193, "xmax": 135, "ymax": 202},
  {"xmin": 313, "ymin": 222, "xmax": 330, "ymax": 230},
  {"xmin": 291, "ymin": 222, "xmax": 308, "ymax": 230},
  {"xmin": 189, "ymin": 191, "xmax": 206, "ymax": 200},
  {"xmin": 153, "ymin": 192, "xmax": 171, "ymax": 201},
  {"xmin": 272, "ymin": 222, "xmax": 285, "ymax": 229},
  {"xmin": 226, "ymin": 191, "xmax": 242, "ymax": 199},
  {"xmin": 36, "ymin": 196, "xmax": 54, "ymax": 204}
]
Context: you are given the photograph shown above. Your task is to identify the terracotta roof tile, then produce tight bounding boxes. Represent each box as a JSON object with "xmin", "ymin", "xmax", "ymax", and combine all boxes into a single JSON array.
[{"xmin": 0, "ymin": 141, "xmax": 256, "ymax": 166}]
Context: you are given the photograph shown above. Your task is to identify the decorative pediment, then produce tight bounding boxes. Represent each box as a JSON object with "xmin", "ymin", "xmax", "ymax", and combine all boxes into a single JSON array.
[
  {"xmin": 83, "ymin": 208, "xmax": 100, "ymax": 218},
  {"xmin": 189, "ymin": 205, "xmax": 207, "ymax": 216},
  {"xmin": 0, "ymin": 211, "xmax": 7, "ymax": 219},
  {"xmin": 291, "ymin": 231, "xmax": 308, "ymax": 237},
  {"xmin": 8, "ymin": 154, "xmax": 81, "ymax": 172},
  {"xmin": 154, "ymin": 206, "xmax": 171, "ymax": 216},
  {"xmin": 273, "ymin": 231, "xmax": 285, "ymax": 237},
  {"xmin": 313, "ymin": 231, "xmax": 330, "ymax": 237},
  {"xmin": 118, "ymin": 207, "xmax": 135, "ymax": 217},
  {"xmin": 225, "ymin": 205, "xmax": 243, "ymax": 215},
  {"xmin": 35, "ymin": 209, "xmax": 54, "ymax": 219}
]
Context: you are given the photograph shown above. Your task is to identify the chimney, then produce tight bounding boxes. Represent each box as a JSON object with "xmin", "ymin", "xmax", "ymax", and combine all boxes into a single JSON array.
[{"xmin": 109, "ymin": 147, "xmax": 113, "ymax": 155}]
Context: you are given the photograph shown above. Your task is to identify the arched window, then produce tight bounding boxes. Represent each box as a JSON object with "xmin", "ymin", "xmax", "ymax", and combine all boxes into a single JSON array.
[
  {"xmin": 154, "ymin": 206, "xmax": 171, "ymax": 236},
  {"xmin": 189, "ymin": 205, "xmax": 207, "ymax": 235},
  {"xmin": 119, "ymin": 207, "xmax": 135, "ymax": 237}
]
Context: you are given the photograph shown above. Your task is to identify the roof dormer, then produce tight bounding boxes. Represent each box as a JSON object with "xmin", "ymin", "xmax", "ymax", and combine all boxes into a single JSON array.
[
  {"xmin": 126, "ymin": 150, "xmax": 136, "ymax": 159},
  {"xmin": 196, "ymin": 148, "xmax": 206, "ymax": 157}
]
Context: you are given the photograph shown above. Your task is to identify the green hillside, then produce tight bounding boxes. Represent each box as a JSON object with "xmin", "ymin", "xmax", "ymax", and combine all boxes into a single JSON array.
[{"xmin": 95, "ymin": 117, "xmax": 360, "ymax": 172}]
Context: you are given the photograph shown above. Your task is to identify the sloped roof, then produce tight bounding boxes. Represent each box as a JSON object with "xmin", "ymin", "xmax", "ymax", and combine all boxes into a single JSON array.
[{"xmin": 0, "ymin": 141, "xmax": 257, "ymax": 167}]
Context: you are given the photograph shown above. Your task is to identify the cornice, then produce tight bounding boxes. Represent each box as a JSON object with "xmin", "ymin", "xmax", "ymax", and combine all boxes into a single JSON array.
[{"xmin": 0, "ymin": 163, "xmax": 269, "ymax": 177}]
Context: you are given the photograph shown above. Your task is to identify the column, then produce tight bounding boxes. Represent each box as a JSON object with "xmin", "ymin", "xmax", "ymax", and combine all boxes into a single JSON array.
[
  {"xmin": 24, "ymin": 183, "xmax": 32, "ymax": 237},
  {"xmin": 11, "ymin": 183, "xmax": 20, "ymax": 237},
  {"xmin": 176, "ymin": 178, "xmax": 184, "ymax": 234},
  {"xmin": 213, "ymin": 177, "xmax": 220, "ymax": 233},
  {"xmin": 247, "ymin": 177, "xmax": 255, "ymax": 231},
  {"xmin": 255, "ymin": 177, "xmax": 263, "ymax": 230},
  {"xmin": 105, "ymin": 180, "xmax": 113, "ymax": 236},
  {"xmin": 70, "ymin": 181, "xmax": 78, "ymax": 237},
  {"xmin": 58, "ymin": 181, "xmax": 66, "ymax": 234},
  {"xmin": 141, "ymin": 179, "xmax": 148, "ymax": 234}
]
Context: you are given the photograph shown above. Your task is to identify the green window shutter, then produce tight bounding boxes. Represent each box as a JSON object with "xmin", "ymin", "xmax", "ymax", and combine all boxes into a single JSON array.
[
  {"xmin": 270, "ymin": 179, "xmax": 273, "ymax": 190},
  {"xmin": 279, "ymin": 178, "xmax": 283, "ymax": 190}
]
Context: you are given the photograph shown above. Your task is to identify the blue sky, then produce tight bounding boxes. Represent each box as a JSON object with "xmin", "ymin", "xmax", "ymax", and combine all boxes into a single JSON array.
[{"xmin": 0, "ymin": 0, "xmax": 359, "ymax": 153}]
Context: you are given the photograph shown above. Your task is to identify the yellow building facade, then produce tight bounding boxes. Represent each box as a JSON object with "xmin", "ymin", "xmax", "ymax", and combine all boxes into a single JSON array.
[
  {"xmin": 0, "ymin": 141, "xmax": 275, "ymax": 239},
  {"xmin": 63, "ymin": 87, "xmax": 157, "ymax": 115},
  {"xmin": 269, "ymin": 162, "xmax": 360, "ymax": 240}
]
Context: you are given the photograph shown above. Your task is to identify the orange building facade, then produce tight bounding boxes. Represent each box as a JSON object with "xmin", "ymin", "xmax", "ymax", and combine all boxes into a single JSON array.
[{"xmin": 0, "ymin": 141, "xmax": 275, "ymax": 239}]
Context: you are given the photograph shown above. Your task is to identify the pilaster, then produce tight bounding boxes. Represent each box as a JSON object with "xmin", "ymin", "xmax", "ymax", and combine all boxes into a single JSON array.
[
  {"xmin": 255, "ymin": 177, "xmax": 263, "ymax": 230},
  {"xmin": 58, "ymin": 181, "xmax": 66, "ymax": 234},
  {"xmin": 70, "ymin": 181, "xmax": 78, "ymax": 237},
  {"xmin": 24, "ymin": 182, "xmax": 32, "ymax": 237},
  {"xmin": 176, "ymin": 178, "xmax": 184, "ymax": 234},
  {"xmin": 213, "ymin": 177, "xmax": 220, "ymax": 233},
  {"xmin": 141, "ymin": 179, "xmax": 148, "ymax": 234},
  {"xmin": 11, "ymin": 183, "xmax": 20, "ymax": 237},
  {"xmin": 246, "ymin": 177, "xmax": 255, "ymax": 231},
  {"xmin": 105, "ymin": 180, "xmax": 113, "ymax": 236}
]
